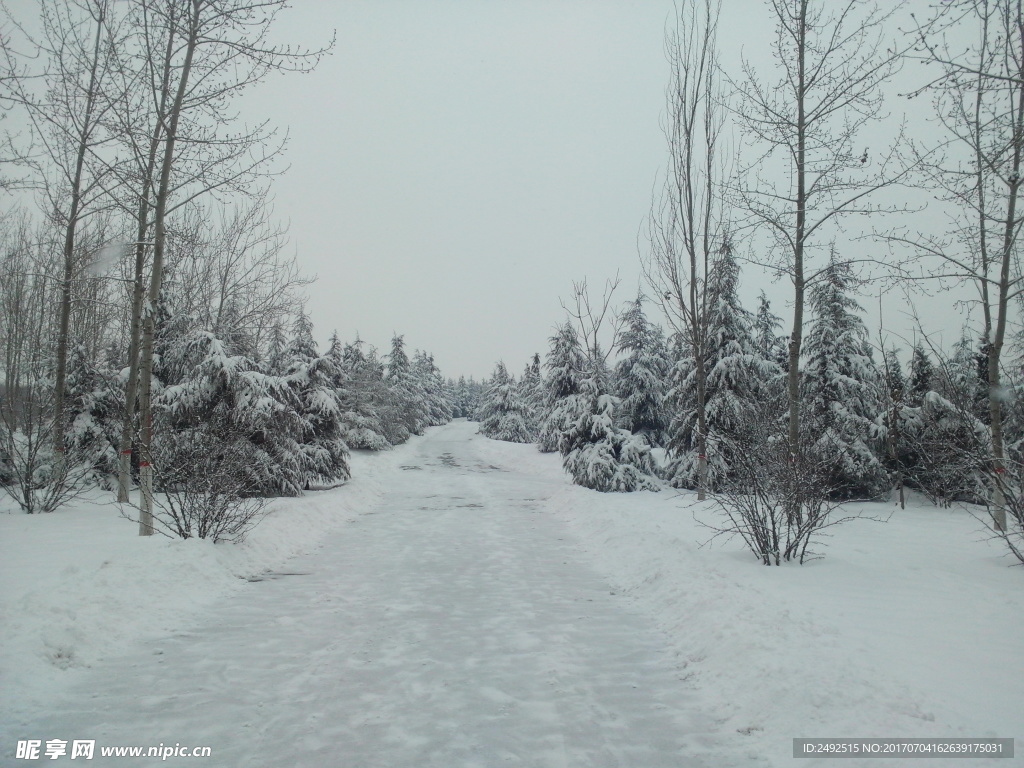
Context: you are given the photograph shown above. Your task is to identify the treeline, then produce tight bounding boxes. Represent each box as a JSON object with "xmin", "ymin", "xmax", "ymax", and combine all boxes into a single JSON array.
[
  {"xmin": 1, "ymin": 210, "xmax": 454, "ymax": 528},
  {"xmin": 0, "ymin": 1, "xmax": 461, "ymax": 540},
  {"xmin": 475, "ymin": 255, "xmax": 1024, "ymax": 563}
]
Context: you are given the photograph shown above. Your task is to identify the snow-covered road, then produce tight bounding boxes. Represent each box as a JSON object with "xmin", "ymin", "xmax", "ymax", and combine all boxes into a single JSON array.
[{"xmin": 7, "ymin": 422, "xmax": 728, "ymax": 767}]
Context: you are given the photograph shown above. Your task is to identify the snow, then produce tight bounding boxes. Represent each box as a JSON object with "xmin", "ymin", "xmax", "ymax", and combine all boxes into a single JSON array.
[
  {"xmin": 2, "ymin": 420, "xmax": 1021, "ymax": 766},
  {"xmin": 0, "ymin": 447, "xmax": 406, "ymax": 730}
]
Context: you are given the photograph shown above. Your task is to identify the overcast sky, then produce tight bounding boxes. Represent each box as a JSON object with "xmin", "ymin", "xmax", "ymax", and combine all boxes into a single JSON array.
[{"xmin": 244, "ymin": 0, "xmax": 967, "ymax": 380}]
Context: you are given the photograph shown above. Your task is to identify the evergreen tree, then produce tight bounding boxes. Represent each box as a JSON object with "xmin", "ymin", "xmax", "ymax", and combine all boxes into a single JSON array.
[
  {"xmin": 878, "ymin": 346, "xmax": 915, "ymax": 502},
  {"xmin": 478, "ymin": 362, "xmax": 533, "ymax": 443},
  {"xmin": 907, "ymin": 343, "xmax": 936, "ymax": 407},
  {"xmin": 901, "ymin": 336, "xmax": 989, "ymax": 505},
  {"xmin": 561, "ymin": 359, "xmax": 658, "ymax": 492},
  {"xmin": 282, "ymin": 311, "xmax": 318, "ymax": 367},
  {"xmin": 413, "ymin": 350, "xmax": 453, "ymax": 427},
  {"xmin": 451, "ymin": 376, "xmax": 472, "ymax": 418},
  {"xmin": 665, "ymin": 253, "xmax": 778, "ymax": 489},
  {"xmin": 384, "ymin": 334, "xmax": 428, "ymax": 442},
  {"xmin": 753, "ymin": 290, "xmax": 788, "ymax": 370},
  {"xmin": 801, "ymin": 261, "xmax": 886, "ymax": 498},
  {"xmin": 518, "ymin": 353, "xmax": 545, "ymax": 439},
  {"xmin": 538, "ymin": 322, "xmax": 586, "ymax": 452},
  {"xmin": 156, "ymin": 330, "xmax": 306, "ymax": 497},
  {"xmin": 337, "ymin": 337, "xmax": 391, "ymax": 451},
  {"xmin": 458, "ymin": 376, "xmax": 485, "ymax": 421},
  {"xmin": 264, "ymin": 320, "xmax": 288, "ymax": 374},
  {"xmin": 64, "ymin": 343, "xmax": 120, "ymax": 486},
  {"xmin": 282, "ymin": 331, "xmax": 351, "ymax": 489},
  {"xmin": 614, "ymin": 297, "xmax": 669, "ymax": 444}
]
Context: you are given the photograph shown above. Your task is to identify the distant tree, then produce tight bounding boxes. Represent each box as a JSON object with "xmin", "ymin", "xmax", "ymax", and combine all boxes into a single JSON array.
[
  {"xmin": 478, "ymin": 362, "xmax": 532, "ymax": 443},
  {"xmin": 518, "ymin": 353, "xmax": 545, "ymax": 440},
  {"xmin": 753, "ymin": 291, "xmax": 787, "ymax": 370},
  {"xmin": 384, "ymin": 334, "xmax": 428, "ymax": 443},
  {"xmin": 336, "ymin": 337, "xmax": 390, "ymax": 451},
  {"xmin": 878, "ymin": 346, "xmax": 910, "ymax": 507},
  {"xmin": 907, "ymin": 343, "xmax": 936, "ymax": 407},
  {"xmin": 413, "ymin": 350, "xmax": 453, "ymax": 427}
]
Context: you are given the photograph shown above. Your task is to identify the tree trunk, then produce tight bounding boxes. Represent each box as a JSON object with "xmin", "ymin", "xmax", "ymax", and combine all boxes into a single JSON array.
[
  {"xmin": 987, "ymin": 0, "xmax": 1024, "ymax": 534},
  {"xmin": 787, "ymin": 0, "xmax": 808, "ymax": 525},
  {"xmin": 137, "ymin": 1, "xmax": 199, "ymax": 535},
  {"xmin": 53, "ymin": 3, "xmax": 107, "ymax": 459},
  {"xmin": 116, "ymin": 197, "xmax": 152, "ymax": 502},
  {"xmin": 695, "ymin": 344, "xmax": 708, "ymax": 500}
]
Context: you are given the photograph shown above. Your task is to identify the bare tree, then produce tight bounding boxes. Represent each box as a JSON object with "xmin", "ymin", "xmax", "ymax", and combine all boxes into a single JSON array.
[
  {"xmin": 643, "ymin": 0, "xmax": 729, "ymax": 500},
  {"xmin": 124, "ymin": 0, "xmax": 331, "ymax": 533},
  {"xmin": 702, "ymin": 396, "xmax": 869, "ymax": 564},
  {"xmin": 1, "ymin": 0, "xmax": 125, "ymax": 464},
  {"xmin": 732, "ymin": 0, "xmax": 905, "ymax": 500},
  {"xmin": 898, "ymin": 0, "xmax": 1024, "ymax": 532},
  {"xmin": 560, "ymin": 273, "xmax": 622, "ymax": 365},
  {"xmin": 120, "ymin": 426, "xmax": 267, "ymax": 543},
  {"xmin": 0, "ymin": 213, "xmax": 92, "ymax": 512},
  {"xmin": 168, "ymin": 196, "xmax": 310, "ymax": 357}
]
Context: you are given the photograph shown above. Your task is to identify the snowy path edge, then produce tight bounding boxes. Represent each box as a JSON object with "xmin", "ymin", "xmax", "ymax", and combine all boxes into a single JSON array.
[{"xmin": 0, "ymin": 433, "xmax": 412, "ymax": 724}]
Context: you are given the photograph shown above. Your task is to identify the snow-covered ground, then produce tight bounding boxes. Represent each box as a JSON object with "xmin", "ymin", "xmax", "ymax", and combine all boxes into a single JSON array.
[{"xmin": 1, "ymin": 420, "xmax": 1020, "ymax": 766}]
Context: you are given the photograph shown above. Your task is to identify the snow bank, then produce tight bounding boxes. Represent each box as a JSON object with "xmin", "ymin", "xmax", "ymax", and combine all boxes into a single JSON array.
[
  {"xmin": 471, "ymin": 432, "xmax": 1022, "ymax": 766},
  {"xmin": 0, "ymin": 444, "xmax": 406, "ymax": 723}
]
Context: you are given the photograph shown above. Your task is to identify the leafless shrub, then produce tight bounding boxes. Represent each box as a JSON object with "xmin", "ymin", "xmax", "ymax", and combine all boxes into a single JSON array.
[
  {"xmin": 122, "ymin": 427, "xmax": 266, "ymax": 543},
  {"xmin": 973, "ymin": 459, "xmax": 1024, "ymax": 566},
  {"xmin": 703, "ymin": 403, "xmax": 871, "ymax": 565}
]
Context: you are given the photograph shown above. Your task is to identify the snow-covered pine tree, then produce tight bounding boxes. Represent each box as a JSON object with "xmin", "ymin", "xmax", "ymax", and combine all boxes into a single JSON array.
[
  {"xmin": 384, "ymin": 334, "xmax": 429, "ymax": 442},
  {"xmin": 518, "ymin": 353, "xmax": 545, "ymax": 439},
  {"xmin": 901, "ymin": 336, "xmax": 989, "ymax": 505},
  {"xmin": 753, "ymin": 290, "xmax": 788, "ymax": 370},
  {"xmin": 561, "ymin": 357, "xmax": 657, "ymax": 492},
  {"xmin": 801, "ymin": 260, "xmax": 887, "ymax": 498},
  {"xmin": 157, "ymin": 330, "xmax": 305, "ymax": 497},
  {"xmin": 451, "ymin": 376, "xmax": 473, "ymax": 418},
  {"xmin": 336, "ymin": 337, "xmax": 391, "ymax": 450},
  {"xmin": 613, "ymin": 297, "xmax": 669, "ymax": 445},
  {"xmin": 282, "ymin": 311, "xmax": 317, "ymax": 367},
  {"xmin": 665, "ymin": 252, "xmax": 777, "ymax": 489},
  {"xmin": 64, "ymin": 343, "xmax": 121, "ymax": 486},
  {"xmin": 264, "ymin": 320, "xmax": 288, "ymax": 374},
  {"xmin": 878, "ymin": 347, "xmax": 912, "ymax": 504},
  {"xmin": 413, "ymin": 350, "xmax": 453, "ymax": 427},
  {"xmin": 281, "ymin": 322, "xmax": 351, "ymax": 489},
  {"xmin": 478, "ymin": 361, "xmax": 533, "ymax": 443},
  {"xmin": 538, "ymin": 322, "xmax": 586, "ymax": 453},
  {"xmin": 907, "ymin": 343, "xmax": 936, "ymax": 407}
]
